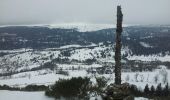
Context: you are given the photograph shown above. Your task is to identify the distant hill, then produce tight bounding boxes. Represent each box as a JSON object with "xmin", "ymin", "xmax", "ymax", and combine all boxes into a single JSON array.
[{"xmin": 0, "ymin": 25, "xmax": 170, "ymax": 55}]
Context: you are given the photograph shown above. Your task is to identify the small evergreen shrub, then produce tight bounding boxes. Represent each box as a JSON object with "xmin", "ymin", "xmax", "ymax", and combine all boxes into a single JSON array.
[
  {"xmin": 45, "ymin": 77, "xmax": 91, "ymax": 99},
  {"xmin": 24, "ymin": 85, "xmax": 48, "ymax": 91}
]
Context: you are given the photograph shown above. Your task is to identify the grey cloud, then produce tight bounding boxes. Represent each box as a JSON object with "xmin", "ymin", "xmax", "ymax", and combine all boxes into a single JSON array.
[{"xmin": 0, "ymin": 0, "xmax": 170, "ymax": 25}]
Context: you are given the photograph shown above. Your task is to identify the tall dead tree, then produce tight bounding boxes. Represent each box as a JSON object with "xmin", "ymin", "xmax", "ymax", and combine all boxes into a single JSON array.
[{"xmin": 115, "ymin": 6, "xmax": 123, "ymax": 85}]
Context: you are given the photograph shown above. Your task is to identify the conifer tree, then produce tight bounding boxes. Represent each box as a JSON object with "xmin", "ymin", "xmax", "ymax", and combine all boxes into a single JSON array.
[
  {"xmin": 163, "ymin": 83, "xmax": 169, "ymax": 96},
  {"xmin": 150, "ymin": 85, "xmax": 155, "ymax": 95},
  {"xmin": 144, "ymin": 84, "xmax": 150, "ymax": 95},
  {"xmin": 156, "ymin": 83, "xmax": 162, "ymax": 96}
]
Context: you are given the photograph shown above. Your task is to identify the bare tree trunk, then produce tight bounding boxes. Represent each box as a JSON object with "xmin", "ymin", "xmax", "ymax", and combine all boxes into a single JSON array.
[{"xmin": 115, "ymin": 6, "xmax": 123, "ymax": 85}]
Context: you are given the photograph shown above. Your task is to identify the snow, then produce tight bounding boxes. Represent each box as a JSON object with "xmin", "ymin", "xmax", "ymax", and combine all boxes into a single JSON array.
[
  {"xmin": 140, "ymin": 36, "xmax": 153, "ymax": 39},
  {"xmin": 46, "ymin": 23, "xmax": 116, "ymax": 32},
  {"xmin": 0, "ymin": 90, "xmax": 54, "ymax": 100},
  {"xmin": 139, "ymin": 42, "xmax": 153, "ymax": 48},
  {"xmin": 0, "ymin": 44, "xmax": 170, "ymax": 91},
  {"xmin": 59, "ymin": 44, "xmax": 97, "ymax": 49},
  {"xmin": 56, "ymin": 64, "xmax": 102, "ymax": 70},
  {"xmin": 90, "ymin": 96, "xmax": 102, "ymax": 100},
  {"xmin": 0, "ymin": 70, "xmax": 88, "ymax": 87},
  {"xmin": 0, "ymin": 44, "xmax": 106, "ymax": 73},
  {"xmin": 0, "ymin": 67, "xmax": 169, "ymax": 90},
  {"xmin": 127, "ymin": 54, "xmax": 170, "ymax": 62},
  {"xmin": 59, "ymin": 44, "xmax": 82, "ymax": 49},
  {"xmin": 1, "ymin": 44, "xmax": 170, "ymax": 75},
  {"xmin": 0, "ymin": 23, "xmax": 131, "ymax": 32},
  {"xmin": 0, "ymin": 49, "xmax": 60, "ymax": 73},
  {"xmin": 135, "ymin": 97, "xmax": 148, "ymax": 100},
  {"xmin": 0, "ymin": 90, "xmax": 151, "ymax": 100},
  {"xmin": 92, "ymin": 66, "xmax": 170, "ymax": 90},
  {"xmin": 0, "ymin": 90, "xmax": 150, "ymax": 100}
]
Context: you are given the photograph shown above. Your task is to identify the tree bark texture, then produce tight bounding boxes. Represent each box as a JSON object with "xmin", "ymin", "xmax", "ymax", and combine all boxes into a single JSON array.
[{"xmin": 115, "ymin": 6, "xmax": 123, "ymax": 85}]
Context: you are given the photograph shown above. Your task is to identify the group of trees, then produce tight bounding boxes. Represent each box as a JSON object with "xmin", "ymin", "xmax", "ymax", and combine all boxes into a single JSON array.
[
  {"xmin": 0, "ymin": 61, "xmax": 56, "ymax": 77},
  {"xmin": 0, "ymin": 85, "xmax": 48, "ymax": 91},
  {"xmin": 144, "ymin": 83, "xmax": 169, "ymax": 97},
  {"xmin": 130, "ymin": 83, "xmax": 170, "ymax": 98},
  {"xmin": 0, "ymin": 26, "xmax": 115, "ymax": 50},
  {"xmin": 1, "ymin": 26, "xmax": 170, "ymax": 57}
]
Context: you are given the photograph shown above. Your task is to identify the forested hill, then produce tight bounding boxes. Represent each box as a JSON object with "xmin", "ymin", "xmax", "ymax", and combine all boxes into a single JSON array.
[{"xmin": 0, "ymin": 25, "xmax": 170, "ymax": 55}]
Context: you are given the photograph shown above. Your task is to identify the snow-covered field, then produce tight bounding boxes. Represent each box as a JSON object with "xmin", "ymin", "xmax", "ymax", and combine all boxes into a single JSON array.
[
  {"xmin": 0, "ymin": 44, "xmax": 170, "ymax": 90},
  {"xmin": 0, "ymin": 90, "xmax": 54, "ymax": 100},
  {"xmin": 0, "ymin": 45, "xmax": 169, "ymax": 100},
  {"xmin": 0, "ymin": 44, "xmax": 110, "ymax": 74},
  {"xmin": 127, "ymin": 54, "xmax": 170, "ymax": 62},
  {"xmin": 0, "ymin": 70, "xmax": 87, "ymax": 87},
  {"xmin": 0, "ymin": 67, "xmax": 169, "ymax": 90},
  {"xmin": 0, "ymin": 90, "xmax": 148, "ymax": 100},
  {"xmin": 1, "ymin": 44, "xmax": 170, "ymax": 74},
  {"xmin": 135, "ymin": 97, "xmax": 149, "ymax": 100}
]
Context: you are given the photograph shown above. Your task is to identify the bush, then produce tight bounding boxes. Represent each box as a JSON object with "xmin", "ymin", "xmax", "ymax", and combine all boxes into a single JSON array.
[
  {"xmin": 0, "ymin": 84, "xmax": 48, "ymax": 91},
  {"xmin": 23, "ymin": 85, "xmax": 48, "ymax": 91},
  {"xmin": 56, "ymin": 70, "xmax": 69, "ymax": 76},
  {"xmin": 45, "ymin": 77, "xmax": 91, "ymax": 99},
  {"xmin": 0, "ymin": 85, "xmax": 19, "ymax": 90}
]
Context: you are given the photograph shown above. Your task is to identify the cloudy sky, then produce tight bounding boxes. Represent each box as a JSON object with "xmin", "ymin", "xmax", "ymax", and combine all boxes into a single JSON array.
[{"xmin": 0, "ymin": 0, "xmax": 170, "ymax": 26}]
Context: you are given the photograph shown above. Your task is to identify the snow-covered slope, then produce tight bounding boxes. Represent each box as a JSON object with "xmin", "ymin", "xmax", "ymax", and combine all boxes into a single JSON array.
[
  {"xmin": 0, "ymin": 65, "xmax": 169, "ymax": 91},
  {"xmin": 0, "ymin": 23, "xmax": 131, "ymax": 32},
  {"xmin": 1, "ymin": 43, "xmax": 170, "ymax": 74},
  {"xmin": 0, "ymin": 43, "xmax": 170, "ymax": 90}
]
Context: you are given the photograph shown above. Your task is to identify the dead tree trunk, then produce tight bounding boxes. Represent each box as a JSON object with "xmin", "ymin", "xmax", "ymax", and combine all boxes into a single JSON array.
[
  {"xmin": 115, "ymin": 6, "xmax": 123, "ymax": 85},
  {"xmin": 102, "ymin": 6, "xmax": 133, "ymax": 100}
]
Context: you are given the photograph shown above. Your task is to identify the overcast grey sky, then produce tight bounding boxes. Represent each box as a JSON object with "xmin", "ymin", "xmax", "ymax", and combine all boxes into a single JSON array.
[{"xmin": 0, "ymin": 0, "xmax": 170, "ymax": 25}]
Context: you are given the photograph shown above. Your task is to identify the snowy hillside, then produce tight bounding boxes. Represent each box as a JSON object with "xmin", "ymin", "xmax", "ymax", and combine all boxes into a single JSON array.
[
  {"xmin": 0, "ymin": 66, "xmax": 169, "ymax": 90},
  {"xmin": 1, "ymin": 42, "xmax": 170, "ymax": 75},
  {"xmin": 0, "ymin": 25, "xmax": 170, "ymax": 98},
  {"xmin": 0, "ymin": 43, "xmax": 170, "ymax": 91},
  {"xmin": 1, "ymin": 0, "xmax": 170, "ymax": 98}
]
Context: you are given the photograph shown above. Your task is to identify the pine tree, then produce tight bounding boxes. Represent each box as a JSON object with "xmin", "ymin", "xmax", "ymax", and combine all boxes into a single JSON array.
[
  {"xmin": 163, "ymin": 83, "xmax": 169, "ymax": 96},
  {"xmin": 144, "ymin": 84, "xmax": 150, "ymax": 95},
  {"xmin": 156, "ymin": 83, "xmax": 162, "ymax": 96},
  {"xmin": 150, "ymin": 85, "xmax": 155, "ymax": 95}
]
